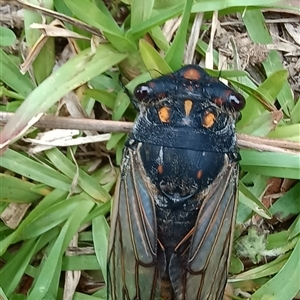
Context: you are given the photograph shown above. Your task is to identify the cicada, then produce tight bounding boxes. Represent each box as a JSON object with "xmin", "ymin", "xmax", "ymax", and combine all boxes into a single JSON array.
[{"xmin": 107, "ymin": 65, "xmax": 245, "ymax": 300}]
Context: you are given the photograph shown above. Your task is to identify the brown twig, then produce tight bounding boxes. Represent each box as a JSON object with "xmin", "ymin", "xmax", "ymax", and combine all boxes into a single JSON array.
[{"xmin": 1, "ymin": 112, "xmax": 299, "ymax": 153}]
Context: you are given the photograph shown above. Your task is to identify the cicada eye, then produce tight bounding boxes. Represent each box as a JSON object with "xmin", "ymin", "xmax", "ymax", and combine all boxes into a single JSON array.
[
  {"xmin": 134, "ymin": 84, "xmax": 152, "ymax": 101},
  {"xmin": 227, "ymin": 92, "xmax": 245, "ymax": 111}
]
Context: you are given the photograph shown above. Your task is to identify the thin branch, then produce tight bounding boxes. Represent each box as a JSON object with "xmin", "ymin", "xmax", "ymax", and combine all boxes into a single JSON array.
[
  {"xmin": 0, "ymin": 112, "xmax": 132, "ymax": 133},
  {"xmin": 1, "ymin": 112, "xmax": 299, "ymax": 153}
]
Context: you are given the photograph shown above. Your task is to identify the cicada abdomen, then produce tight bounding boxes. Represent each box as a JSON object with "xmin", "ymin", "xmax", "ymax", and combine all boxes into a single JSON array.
[{"xmin": 107, "ymin": 65, "xmax": 245, "ymax": 300}]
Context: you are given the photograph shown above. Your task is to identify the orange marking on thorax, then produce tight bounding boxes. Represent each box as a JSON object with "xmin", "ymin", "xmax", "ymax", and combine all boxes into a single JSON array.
[
  {"xmin": 158, "ymin": 107, "xmax": 170, "ymax": 123},
  {"xmin": 157, "ymin": 165, "xmax": 164, "ymax": 174},
  {"xmin": 196, "ymin": 170, "xmax": 203, "ymax": 179},
  {"xmin": 184, "ymin": 100, "xmax": 193, "ymax": 116},
  {"xmin": 202, "ymin": 111, "xmax": 215, "ymax": 128},
  {"xmin": 182, "ymin": 68, "xmax": 201, "ymax": 80}
]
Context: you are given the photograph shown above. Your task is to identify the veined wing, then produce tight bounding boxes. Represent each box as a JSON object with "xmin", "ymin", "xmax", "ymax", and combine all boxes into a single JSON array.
[
  {"xmin": 107, "ymin": 147, "xmax": 163, "ymax": 300},
  {"xmin": 171, "ymin": 163, "xmax": 239, "ymax": 300}
]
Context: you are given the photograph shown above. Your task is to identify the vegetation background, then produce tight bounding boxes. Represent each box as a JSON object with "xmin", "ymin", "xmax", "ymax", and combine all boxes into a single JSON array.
[{"xmin": 0, "ymin": 0, "xmax": 299, "ymax": 299}]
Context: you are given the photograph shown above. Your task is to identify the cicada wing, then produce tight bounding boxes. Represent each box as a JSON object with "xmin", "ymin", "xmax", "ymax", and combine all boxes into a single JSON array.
[
  {"xmin": 107, "ymin": 148, "xmax": 163, "ymax": 300},
  {"xmin": 172, "ymin": 163, "xmax": 238, "ymax": 300}
]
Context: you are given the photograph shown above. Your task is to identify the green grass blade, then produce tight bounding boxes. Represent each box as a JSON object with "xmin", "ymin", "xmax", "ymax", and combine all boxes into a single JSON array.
[
  {"xmin": 0, "ymin": 26, "xmax": 16, "ymax": 46},
  {"xmin": 27, "ymin": 197, "xmax": 94, "ymax": 300},
  {"xmin": 0, "ymin": 287, "xmax": 8, "ymax": 300},
  {"xmin": 0, "ymin": 189, "xmax": 67, "ymax": 255},
  {"xmin": 0, "ymin": 238, "xmax": 38, "ymax": 296},
  {"xmin": 242, "ymin": 9, "xmax": 294, "ymax": 115},
  {"xmin": 269, "ymin": 182, "xmax": 300, "ymax": 222},
  {"xmin": 231, "ymin": 253, "xmax": 289, "ymax": 281},
  {"xmin": 17, "ymin": 194, "xmax": 92, "ymax": 241},
  {"xmin": 131, "ymin": 4, "xmax": 184, "ymax": 39},
  {"xmin": 0, "ymin": 149, "xmax": 76, "ymax": 191},
  {"xmin": 23, "ymin": 0, "xmax": 55, "ymax": 85},
  {"xmin": 45, "ymin": 148, "xmax": 111, "ymax": 201},
  {"xmin": 165, "ymin": 0, "xmax": 193, "ymax": 70},
  {"xmin": 92, "ymin": 215, "xmax": 109, "ymax": 283},
  {"xmin": 251, "ymin": 237, "xmax": 300, "ymax": 300},
  {"xmin": 139, "ymin": 40, "xmax": 172, "ymax": 76},
  {"xmin": 192, "ymin": 0, "xmax": 282, "ymax": 12},
  {"xmin": 0, "ymin": 174, "xmax": 44, "ymax": 203},
  {"xmin": 131, "ymin": 0, "xmax": 155, "ymax": 28},
  {"xmin": 0, "ymin": 49, "xmax": 34, "ymax": 97},
  {"xmin": 239, "ymin": 182, "xmax": 272, "ymax": 219},
  {"xmin": 0, "ymin": 45, "xmax": 127, "ymax": 148},
  {"xmin": 63, "ymin": 0, "xmax": 122, "ymax": 36},
  {"xmin": 240, "ymin": 150, "xmax": 300, "ymax": 179}
]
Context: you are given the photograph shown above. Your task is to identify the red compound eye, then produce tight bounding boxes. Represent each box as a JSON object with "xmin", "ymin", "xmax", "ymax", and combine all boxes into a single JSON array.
[
  {"xmin": 134, "ymin": 84, "xmax": 152, "ymax": 101},
  {"xmin": 227, "ymin": 92, "xmax": 245, "ymax": 111}
]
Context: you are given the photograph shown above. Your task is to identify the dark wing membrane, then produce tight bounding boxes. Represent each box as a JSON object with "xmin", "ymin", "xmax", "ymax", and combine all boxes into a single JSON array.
[
  {"xmin": 107, "ymin": 148, "xmax": 162, "ymax": 300},
  {"xmin": 173, "ymin": 163, "xmax": 238, "ymax": 300}
]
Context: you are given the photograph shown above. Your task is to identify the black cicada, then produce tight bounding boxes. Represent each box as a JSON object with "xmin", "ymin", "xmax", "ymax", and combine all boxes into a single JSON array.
[{"xmin": 107, "ymin": 65, "xmax": 245, "ymax": 300}]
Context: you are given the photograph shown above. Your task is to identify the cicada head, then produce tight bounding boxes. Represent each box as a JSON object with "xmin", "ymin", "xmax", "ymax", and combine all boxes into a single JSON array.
[{"xmin": 130, "ymin": 65, "xmax": 245, "ymax": 153}]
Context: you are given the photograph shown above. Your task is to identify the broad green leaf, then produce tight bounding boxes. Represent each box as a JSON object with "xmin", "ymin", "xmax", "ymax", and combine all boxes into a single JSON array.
[
  {"xmin": 112, "ymin": 71, "xmax": 150, "ymax": 121},
  {"xmin": 112, "ymin": 91, "xmax": 131, "ymax": 121},
  {"xmin": 238, "ymin": 111, "xmax": 282, "ymax": 136},
  {"xmin": 263, "ymin": 51, "xmax": 294, "ymax": 115},
  {"xmin": 0, "ymin": 26, "xmax": 16, "ymax": 46}
]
